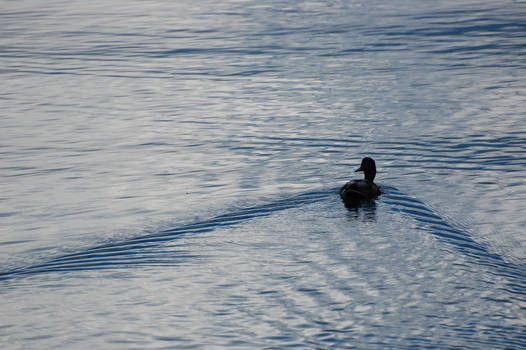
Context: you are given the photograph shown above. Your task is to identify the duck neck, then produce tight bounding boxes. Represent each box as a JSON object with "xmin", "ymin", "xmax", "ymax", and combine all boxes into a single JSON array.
[{"xmin": 364, "ymin": 170, "xmax": 376, "ymax": 182}]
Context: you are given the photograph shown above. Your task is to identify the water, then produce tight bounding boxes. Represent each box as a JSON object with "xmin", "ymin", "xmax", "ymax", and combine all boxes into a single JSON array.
[{"xmin": 1, "ymin": 0, "xmax": 526, "ymax": 348}]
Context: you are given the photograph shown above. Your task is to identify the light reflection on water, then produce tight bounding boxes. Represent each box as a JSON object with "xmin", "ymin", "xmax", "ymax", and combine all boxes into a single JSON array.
[{"xmin": 1, "ymin": 0, "xmax": 526, "ymax": 348}]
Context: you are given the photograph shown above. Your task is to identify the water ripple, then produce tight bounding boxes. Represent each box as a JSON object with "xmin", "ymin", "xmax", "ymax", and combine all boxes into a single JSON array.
[
  {"xmin": 382, "ymin": 186, "xmax": 526, "ymax": 298},
  {"xmin": 0, "ymin": 190, "xmax": 328, "ymax": 281}
]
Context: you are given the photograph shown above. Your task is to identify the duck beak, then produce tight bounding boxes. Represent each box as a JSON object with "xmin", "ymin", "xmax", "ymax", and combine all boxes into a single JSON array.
[{"xmin": 355, "ymin": 166, "xmax": 363, "ymax": 172}]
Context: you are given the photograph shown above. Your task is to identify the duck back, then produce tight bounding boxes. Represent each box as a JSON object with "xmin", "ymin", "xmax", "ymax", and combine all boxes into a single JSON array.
[{"xmin": 339, "ymin": 179, "xmax": 380, "ymax": 201}]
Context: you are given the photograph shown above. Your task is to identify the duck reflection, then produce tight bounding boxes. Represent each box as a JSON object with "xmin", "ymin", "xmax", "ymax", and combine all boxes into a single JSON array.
[{"xmin": 342, "ymin": 197, "xmax": 377, "ymax": 221}]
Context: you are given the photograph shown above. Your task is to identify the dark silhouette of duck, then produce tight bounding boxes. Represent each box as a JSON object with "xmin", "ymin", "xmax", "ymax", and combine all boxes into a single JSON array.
[{"xmin": 340, "ymin": 157, "xmax": 381, "ymax": 207}]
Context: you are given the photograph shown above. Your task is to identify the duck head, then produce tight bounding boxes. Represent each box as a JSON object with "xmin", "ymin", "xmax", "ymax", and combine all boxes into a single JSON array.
[{"xmin": 355, "ymin": 157, "xmax": 377, "ymax": 181}]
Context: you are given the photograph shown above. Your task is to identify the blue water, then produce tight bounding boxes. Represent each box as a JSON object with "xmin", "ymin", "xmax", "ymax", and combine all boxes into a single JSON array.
[{"xmin": 1, "ymin": 0, "xmax": 526, "ymax": 348}]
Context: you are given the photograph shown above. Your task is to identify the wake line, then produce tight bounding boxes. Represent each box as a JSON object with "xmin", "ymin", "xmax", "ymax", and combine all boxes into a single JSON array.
[
  {"xmin": 2, "ymin": 185, "xmax": 524, "ymax": 298},
  {"xmin": 383, "ymin": 186, "xmax": 526, "ymax": 295},
  {"xmin": 0, "ymin": 190, "xmax": 329, "ymax": 281}
]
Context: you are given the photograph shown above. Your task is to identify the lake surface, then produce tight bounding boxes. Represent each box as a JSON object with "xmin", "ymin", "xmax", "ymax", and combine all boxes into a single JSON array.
[{"xmin": 1, "ymin": 0, "xmax": 526, "ymax": 348}]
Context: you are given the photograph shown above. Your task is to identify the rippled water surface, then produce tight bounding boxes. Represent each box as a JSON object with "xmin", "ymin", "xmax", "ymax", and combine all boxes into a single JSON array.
[{"xmin": 1, "ymin": 0, "xmax": 526, "ymax": 348}]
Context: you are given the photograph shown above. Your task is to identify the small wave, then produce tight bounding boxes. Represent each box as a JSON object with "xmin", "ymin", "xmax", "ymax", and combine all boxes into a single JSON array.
[
  {"xmin": 382, "ymin": 186, "xmax": 526, "ymax": 297},
  {"xmin": 0, "ymin": 190, "xmax": 328, "ymax": 281}
]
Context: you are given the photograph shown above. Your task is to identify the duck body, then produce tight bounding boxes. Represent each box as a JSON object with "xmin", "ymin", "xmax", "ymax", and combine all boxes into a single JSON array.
[
  {"xmin": 339, "ymin": 179, "xmax": 380, "ymax": 201},
  {"xmin": 340, "ymin": 157, "xmax": 380, "ymax": 207}
]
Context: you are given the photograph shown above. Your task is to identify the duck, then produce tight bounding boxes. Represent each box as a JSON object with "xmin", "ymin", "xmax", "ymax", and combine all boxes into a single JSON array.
[{"xmin": 340, "ymin": 157, "xmax": 381, "ymax": 206}]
